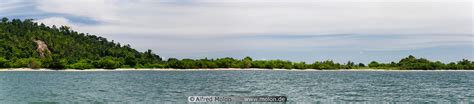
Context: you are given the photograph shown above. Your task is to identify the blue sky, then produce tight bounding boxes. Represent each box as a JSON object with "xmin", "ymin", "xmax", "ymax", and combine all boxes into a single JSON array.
[{"xmin": 1, "ymin": 0, "xmax": 472, "ymax": 63}]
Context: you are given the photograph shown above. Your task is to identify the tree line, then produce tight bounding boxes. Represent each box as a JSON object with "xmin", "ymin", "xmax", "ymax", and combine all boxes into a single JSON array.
[
  {"xmin": 0, "ymin": 18, "xmax": 473, "ymax": 70},
  {"xmin": 142, "ymin": 55, "xmax": 474, "ymax": 70}
]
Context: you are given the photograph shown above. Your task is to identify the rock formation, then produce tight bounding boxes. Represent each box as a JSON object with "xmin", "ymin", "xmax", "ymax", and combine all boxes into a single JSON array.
[{"xmin": 34, "ymin": 40, "xmax": 51, "ymax": 58}]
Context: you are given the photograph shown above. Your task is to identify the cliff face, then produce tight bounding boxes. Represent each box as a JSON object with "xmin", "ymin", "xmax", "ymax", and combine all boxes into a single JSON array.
[{"xmin": 34, "ymin": 40, "xmax": 50, "ymax": 58}]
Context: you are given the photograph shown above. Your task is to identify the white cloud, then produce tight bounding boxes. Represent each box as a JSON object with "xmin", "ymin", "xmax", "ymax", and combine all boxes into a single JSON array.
[
  {"xmin": 31, "ymin": 0, "xmax": 473, "ymax": 58},
  {"xmin": 34, "ymin": 17, "xmax": 73, "ymax": 27},
  {"xmin": 36, "ymin": 0, "xmax": 473, "ymax": 37}
]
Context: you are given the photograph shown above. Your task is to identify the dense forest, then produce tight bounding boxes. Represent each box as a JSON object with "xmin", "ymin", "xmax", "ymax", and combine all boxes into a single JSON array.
[{"xmin": 0, "ymin": 18, "xmax": 473, "ymax": 70}]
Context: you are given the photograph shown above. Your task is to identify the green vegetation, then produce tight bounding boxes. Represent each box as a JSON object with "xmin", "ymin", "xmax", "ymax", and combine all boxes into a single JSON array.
[
  {"xmin": 0, "ymin": 18, "xmax": 473, "ymax": 70},
  {"xmin": 146, "ymin": 55, "xmax": 473, "ymax": 70},
  {"xmin": 0, "ymin": 17, "xmax": 161, "ymax": 69}
]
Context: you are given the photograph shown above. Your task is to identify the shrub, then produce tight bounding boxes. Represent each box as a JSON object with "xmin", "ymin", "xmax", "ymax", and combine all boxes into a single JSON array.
[
  {"xmin": 0, "ymin": 57, "xmax": 10, "ymax": 68},
  {"xmin": 94, "ymin": 57, "xmax": 122, "ymax": 69},
  {"xmin": 67, "ymin": 62, "xmax": 94, "ymax": 69}
]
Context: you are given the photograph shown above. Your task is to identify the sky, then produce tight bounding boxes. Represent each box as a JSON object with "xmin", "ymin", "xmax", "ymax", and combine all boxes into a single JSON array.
[{"xmin": 0, "ymin": 0, "xmax": 473, "ymax": 63}]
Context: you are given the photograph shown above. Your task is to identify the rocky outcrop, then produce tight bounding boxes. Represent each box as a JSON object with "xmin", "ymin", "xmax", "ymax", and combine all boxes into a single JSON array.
[{"xmin": 34, "ymin": 40, "xmax": 51, "ymax": 58}]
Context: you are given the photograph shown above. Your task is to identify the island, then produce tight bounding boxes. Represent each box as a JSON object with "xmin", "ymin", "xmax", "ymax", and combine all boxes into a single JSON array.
[{"xmin": 0, "ymin": 18, "xmax": 473, "ymax": 70}]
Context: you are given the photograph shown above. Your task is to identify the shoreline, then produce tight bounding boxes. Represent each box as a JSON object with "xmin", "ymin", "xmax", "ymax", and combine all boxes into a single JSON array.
[{"xmin": 0, "ymin": 68, "xmax": 473, "ymax": 72}]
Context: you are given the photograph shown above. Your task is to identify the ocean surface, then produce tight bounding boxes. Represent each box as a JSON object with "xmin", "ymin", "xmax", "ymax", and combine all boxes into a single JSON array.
[{"xmin": 0, "ymin": 70, "xmax": 473, "ymax": 103}]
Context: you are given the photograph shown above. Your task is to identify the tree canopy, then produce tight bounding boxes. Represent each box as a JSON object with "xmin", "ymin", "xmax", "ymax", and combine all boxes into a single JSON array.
[{"xmin": 0, "ymin": 17, "xmax": 161, "ymax": 69}]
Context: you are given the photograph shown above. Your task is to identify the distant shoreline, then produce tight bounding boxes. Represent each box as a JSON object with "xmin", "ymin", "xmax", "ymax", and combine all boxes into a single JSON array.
[{"xmin": 0, "ymin": 68, "xmax": 473, "ymax": 72}]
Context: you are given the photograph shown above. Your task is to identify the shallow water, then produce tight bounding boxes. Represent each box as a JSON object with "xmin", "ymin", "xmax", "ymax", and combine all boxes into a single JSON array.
[{"xmin": 0, "ymin": 70, "xmax": 473, "ymax": 103}]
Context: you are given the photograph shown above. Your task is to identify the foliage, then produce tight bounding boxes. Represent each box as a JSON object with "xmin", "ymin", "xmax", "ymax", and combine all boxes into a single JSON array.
[
  {"xmin": 66, "ymin": 59, "xmax": 94, "ymax": 69},
  {"xmin": 0, "ymin": 57, "xmax": 10, "ymax": 68},
  {"xmin": 94, "ymin": 57, "xmax": 122, "ymax": 69},
  {"xmin": 0, "ymin": 17, "xmax": 162, "ymax": 69},
  {"xmin": 0, "ymin": 18, "xmax": 473, "ymax": 70}
]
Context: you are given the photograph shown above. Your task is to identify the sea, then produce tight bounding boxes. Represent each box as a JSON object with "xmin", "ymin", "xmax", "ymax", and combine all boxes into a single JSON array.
[{"xmin": 0, "ymin": 70, "xmax": 473, "ymax": 103}]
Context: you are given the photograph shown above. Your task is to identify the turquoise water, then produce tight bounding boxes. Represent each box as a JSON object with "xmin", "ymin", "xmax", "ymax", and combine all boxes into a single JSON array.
[{"xmin": 0, "ymin": 70, "xmax": 473, "ymax": 103}]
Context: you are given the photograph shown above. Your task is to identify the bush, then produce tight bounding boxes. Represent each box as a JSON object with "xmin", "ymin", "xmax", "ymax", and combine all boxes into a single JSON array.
[
  {"xmin": 293, "ymin": 62, "xmax": 307, "ymax": 69},
  {"xmin": 94, "ymin": 57, "xmax": 122, "ymax": 69},
  {"xmin": 67, "ymin": 62, "xmax": 94, "ymax": 69},
  {"xmin": 47, "ymin": 59, "xmax": 67, "ymax": 69},
  {"xmin": 9, "ymin": 58, "xmax": 42, "ymax": 69},
  {"xmin": 28, "ymin": 59, "xmax": 42, "ymax": 69},
  {"xmin": 0, "ymin": 57, "xmax": 10, "ymax": 68},
  {"xmin": 368, "ymin": 61, "xmax": 379, "ymax": 68}
]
